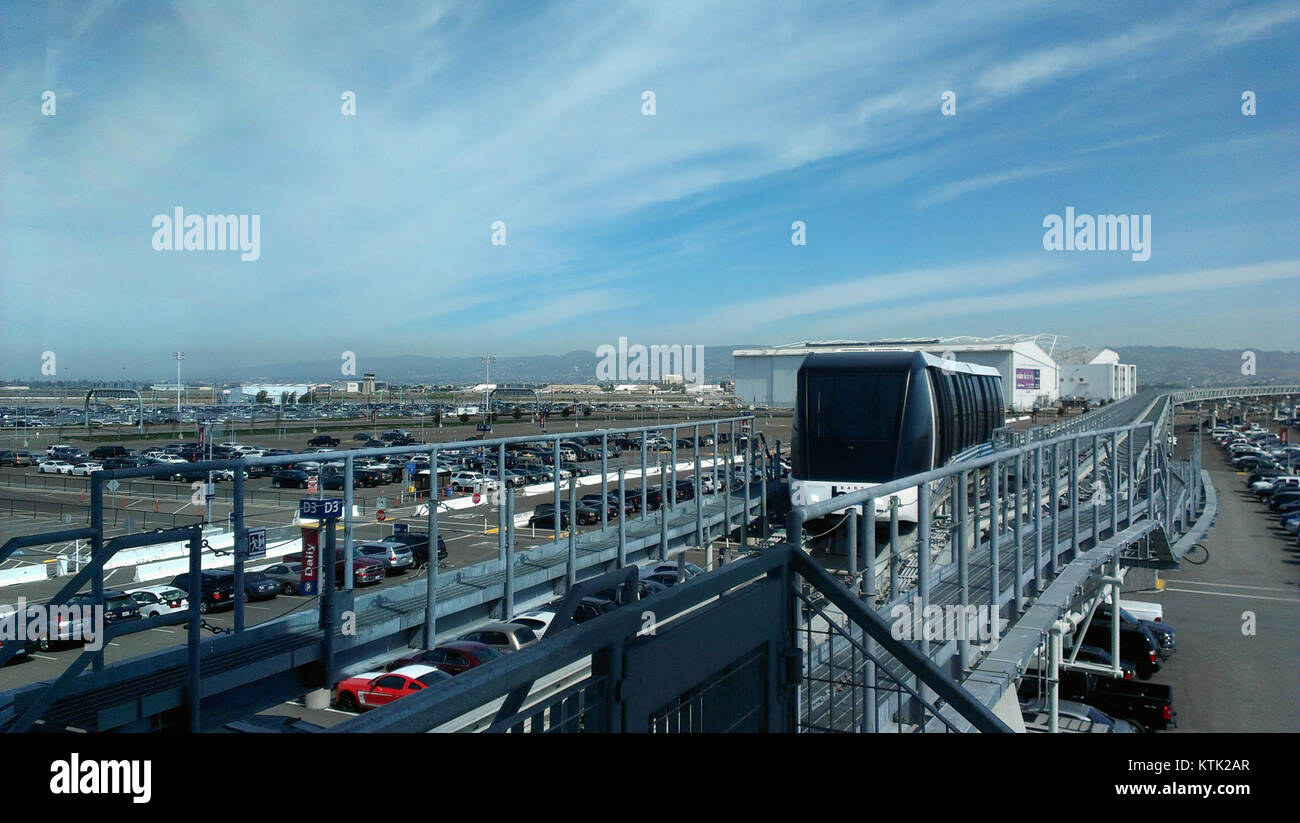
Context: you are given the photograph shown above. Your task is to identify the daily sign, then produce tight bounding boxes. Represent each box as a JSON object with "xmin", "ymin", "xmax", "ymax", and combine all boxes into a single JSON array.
[{"xmin": 298, "ymin": 498, "xmax": 343, "ymax": 519}]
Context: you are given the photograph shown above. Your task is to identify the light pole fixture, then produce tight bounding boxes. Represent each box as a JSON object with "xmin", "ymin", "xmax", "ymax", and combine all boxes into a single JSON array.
[{"xmin": 173, "ymin": 351, "xmax": 186, "ymax": 413}]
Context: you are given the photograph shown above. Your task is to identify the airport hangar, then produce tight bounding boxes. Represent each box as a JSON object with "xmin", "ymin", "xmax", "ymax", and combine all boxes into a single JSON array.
[{"xmin": 732, "ymin": 336, "xmax": 1071, "ymax": 412}]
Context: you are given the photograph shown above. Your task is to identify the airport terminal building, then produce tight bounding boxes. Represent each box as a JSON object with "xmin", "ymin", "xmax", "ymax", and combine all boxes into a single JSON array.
[{"xmin": 733, "ymin": 337, "xmax": 1066, "ymax": 412}]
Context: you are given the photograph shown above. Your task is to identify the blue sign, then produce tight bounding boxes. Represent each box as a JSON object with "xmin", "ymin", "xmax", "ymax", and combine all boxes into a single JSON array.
[
  {"xmin": 393, "ymin": 523, "xmax": 408, "ymax": 535},
  {"xmin": 298, "ymin": 498, "xmax": 344, "ymax": 519},
  {"xmin": 405, "ymin": 461, "xmax": 417, "ymax": 474},
  {"xmin": 477, "ymin": 423, "xmax": 492, "ymax": 432}
]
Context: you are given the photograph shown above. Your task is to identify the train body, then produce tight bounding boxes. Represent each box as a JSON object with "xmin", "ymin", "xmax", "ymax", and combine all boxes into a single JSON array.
[{"xmin": 790, "ymin": 350, "xmax": 1005, "ymax": 523}]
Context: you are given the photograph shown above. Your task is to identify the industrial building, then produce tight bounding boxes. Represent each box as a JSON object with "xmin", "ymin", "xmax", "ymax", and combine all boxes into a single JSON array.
[
  {"xmin": 1056, "ymin": 348, "xmax": 1138, "ymax": 402},
  {"xmin": 733, "ymin": 336, "xmax": 1065, "ymax": 412}
]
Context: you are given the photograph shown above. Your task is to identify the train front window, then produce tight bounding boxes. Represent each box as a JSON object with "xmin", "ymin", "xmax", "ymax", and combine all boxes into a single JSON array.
[{"xmin": 804, "ymin": 372, "xmax": 906, "ymax": 482}]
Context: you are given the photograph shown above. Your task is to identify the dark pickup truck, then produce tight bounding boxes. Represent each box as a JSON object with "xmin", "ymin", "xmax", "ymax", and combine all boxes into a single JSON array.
[{"xmin": 1021, "ymin": 668, "xmax": 1175, "ymax": 732}]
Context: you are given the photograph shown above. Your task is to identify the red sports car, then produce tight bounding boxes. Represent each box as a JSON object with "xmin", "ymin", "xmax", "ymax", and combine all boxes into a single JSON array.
[{"xmin": 333, "ymin": 664, "xmax": 450, "ymax": 711}]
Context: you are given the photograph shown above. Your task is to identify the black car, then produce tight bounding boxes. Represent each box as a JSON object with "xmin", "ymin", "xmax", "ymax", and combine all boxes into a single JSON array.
[
  {"xmin": 272, "ymin": 469, "xmax": 310, "ymax": 489},
  {"xmin": 89, "ymin": 445, "xmax": 130, "ymax": 460},
  {"xmin": 383, "ymin": 532, "xmax": 448, "ymax": 566},
  {"xmin": 68, "ymin": 589, "xmax": 142, "ymax": 624},
  {"xmin": 170, "ymin": 571, "xmax": 238, "ymax": 613},
  {"xmin": 240, "ymin": 571, "xmax": 281, "ymax": 601},
  {"xmin": 537, "ymin": 501, "xmax": 601, "ymax": 526},
  {"xmin": 573, "ymin": 596, "xmax": 619, "ymax": 623},
  {"xmin": 309, "ymin": 435, "xmax": 339, "ymax": 447},
  {"xmin": 528, "ymin": 505, "xmax": 570, "ymax": 530},
  {"xmin": 1081, "ymin": 621, "xmax": 1162, "ymax": 679}
]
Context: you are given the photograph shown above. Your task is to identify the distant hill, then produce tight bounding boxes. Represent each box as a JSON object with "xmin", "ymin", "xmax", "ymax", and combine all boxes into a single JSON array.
[
  {"xmin": 1118, "ymin": 346, "xmax": 1300, "ymax": 388},
  {"xmin": 197, "ymin": 346, "xmax": 757, "ymax": 385}
]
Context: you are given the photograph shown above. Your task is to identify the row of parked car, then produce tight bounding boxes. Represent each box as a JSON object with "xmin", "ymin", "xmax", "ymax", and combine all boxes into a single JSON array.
[
  {"xmin": 1019, "ymin": 598, "xmax": 1178, "ymax": 733},
  {"xmin": 332, "ymin": 560, "xmax": 705, "ymax": 712},
  {"xmin": 1220, "ymin": 425, "xmax": 1300, "ymax": 548}
]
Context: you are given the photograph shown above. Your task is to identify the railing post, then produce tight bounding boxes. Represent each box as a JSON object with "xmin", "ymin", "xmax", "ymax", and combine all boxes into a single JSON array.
[
  {"xmin": 343, "ymin": 454, "xmax": 355, "ymax": 591},
  {"xmin": 567, "ymin": 477, "xmax": 578, "ymax": 589},
  {"xmin": 659, "ymin": 461, "xmax": 669, "ymax": 561},
  {"xmin": 956, "ymin": 473, "xmax": 970, "ymax": 670},
  {"xmin": 600, "ymin": 433, "xmax": 609, "ymax": 533},
  {"xmin": 1030, "ymin": 447, "xmax": 1043, "ymax": 593},
  {"xmin": 888, "ymin": 496, "xmax": 900, "ymax": 599},
  {"xmin": 1070, "ymin": 437, "xmax": 1080, "ymax": 561},
  {"xmin": 617, "ymin": 468, "xmax": 627, "ymax": 568},
  {"xmin": 233, "ymin": 468, "xmax": 246, "ymax": 634},
  {"xmin": 640, "ymin": 437, "xmax": 648, "ymax": 523},
  {"xmin": 186, "ymin": 528, "xmax": 202, "ymax": 732},
  {"xmin": 1092, "ymin": 433, "xmax": 1100, "ymax": 547},
  {"xmin": 989, "ymin": 460, "xmax": 1001, "ymax": 613},
  {"xmin": 498, "ymin": 443, "xmax": 508, "ymax": 563},
  {"xmin": 1109, "ymin": 430, "xmax": 1118, "ymax": 538},
  {"xmin": 1013, "ymin": 452, "xmax": 1023, "ymax": 615},
  {"xmin": 424, "ymin": 447, "xmax": 439, "ymax": 648},
  {"xmin": 760, "ymin": 447, "xmax": 769, "ymax": 542},
  {"xmin": 861, "ymin": 502, "xmax": 877, "ymax": 733},
  {"xmin": 504, "ymin": 486, "xmax": 515, "ymax": 621},
  {"xmin": 1127, "ymin": 427, "xmax": 1135, "ymax": 529},
  {"xmin": 742, "ymin": 431, "xmax": 752, "ymax": 550},
  {"xmin": 917, "ymin": 483, "xmax": 931, "ymax": 657},
  {"xmin": 90, "ymin": 473, "xmax": 104, "ymax": 673},
  {"xmin": 694, "ymin": 430, "xmax": 704, "ymax": 547},
  {"xmin": 847, "ymin": 506, "xmax": 858, "ymax": 589}
]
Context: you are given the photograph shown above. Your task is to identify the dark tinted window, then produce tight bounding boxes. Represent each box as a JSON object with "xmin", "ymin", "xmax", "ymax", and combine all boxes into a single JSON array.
[
  {"xmin": 800, "ymin": 371, "xmax": 908, "ymax": 483},
  {"xmin": 374, "ymin": 675, "xmax": 404, "ymax": 689}
]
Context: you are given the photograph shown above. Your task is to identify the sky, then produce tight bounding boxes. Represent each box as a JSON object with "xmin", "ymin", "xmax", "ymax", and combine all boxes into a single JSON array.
[{"xmin": 1, "ymin": 0, "xmax": 1298, "ymax": 382}]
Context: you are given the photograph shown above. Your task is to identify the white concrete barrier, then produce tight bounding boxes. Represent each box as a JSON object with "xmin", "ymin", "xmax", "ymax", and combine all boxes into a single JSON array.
[
  {"xmin": 0, "ymin": 565, "xmax": 49, "ymax": 588},
  {"xmin": 132, "ymin": 537, "xmax": 302, "ymax": 583}
]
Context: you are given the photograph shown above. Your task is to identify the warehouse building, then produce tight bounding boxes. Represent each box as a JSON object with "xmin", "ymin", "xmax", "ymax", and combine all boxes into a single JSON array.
[
  {"xmin": 1056, "ymin": 348, "xmax": 1138, "ymax": 402},
  {"xmin": 733, "ymin": 336, "xmax": 1062, "ymax": 412}
]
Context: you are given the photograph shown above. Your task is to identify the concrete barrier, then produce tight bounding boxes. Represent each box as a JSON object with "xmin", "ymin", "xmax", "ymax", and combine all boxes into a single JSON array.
[
  {"xmin": 0, "ymin": 565, "xmax": 48, "ymax": 588},
  {"xmin": 132, "ymin": 537, "xmax": 302, "ymax": 583}
]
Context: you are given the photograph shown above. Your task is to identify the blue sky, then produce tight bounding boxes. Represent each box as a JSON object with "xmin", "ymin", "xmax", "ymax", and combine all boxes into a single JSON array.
[{"xmin": 1, "ymin": 0, "xmax": 1297, "ymax": 381}]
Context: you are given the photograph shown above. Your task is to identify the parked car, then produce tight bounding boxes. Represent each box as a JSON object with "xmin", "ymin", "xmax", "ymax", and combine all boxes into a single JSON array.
[
  {"xmin": 69, "ymin": 462, "xmax": 103, "ymax": 476},
  {"xmin": 272, "ymin": 469, "xmax": 310, "ymax": 489},
  {"xmin": 259, "ymin": 561, "xmax": 305, "ymax": 595},
  {"xmin": 383, "ymin": 532, "xmax": 448, "ymax": 566},
  {"xmin": 353, "ymin": 541, "xmax": 415, "ymax": 574},
  {"xmin": 125, "ymin": 585, "xmax": 188, "ymax": 617},
  {"xmin": 1021, "ymin": 699, "xmax": 1141, "ymax": 733},
  {"xmin": 458, "ymin": 622, "xmax": 539, "ymax": 653},
  {"xmin": 334, "ymin": 664, "xmax": 451, "ymax": 711},
  {"xmin": 67, "ymin": 589, "xmax": 142, "ymax": 625},
  {"xmin": 509, "ymin": 608, "xmax": 558, "ymax": 638},
  {"xmin": 308, "ymin": 435, "xmax": 340, "ymax": 447},
  {"xmin": 1081, "ymin": 620, "xmax": 1162, "ymax": 679},
  {"xmin": 38, "ymin": 460, "xmax": 75, "ymax": 474},
  {"xmin": 283, "ymin": 550, "xmax": 387, "ymax": 586},
  {"xmin": 384, "ymin": 641, "xmax": 503, "ymax": 675},
  {"xmin": 240, "ymin": 571, "xmax": 281, "ymax": 601},
  {"xmin": 170, "ymin": 571, "xmax": 238, "ymax": 614}
]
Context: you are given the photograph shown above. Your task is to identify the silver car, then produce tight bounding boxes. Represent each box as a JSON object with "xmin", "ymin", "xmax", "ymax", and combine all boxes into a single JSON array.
[{"xmin": 354, "ymin": 542, "xmax": 415, "ymax": 574}]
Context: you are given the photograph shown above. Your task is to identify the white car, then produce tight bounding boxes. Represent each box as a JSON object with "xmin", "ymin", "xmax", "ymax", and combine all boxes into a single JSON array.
[
  {"xmin": 125, "ymin": 585, "xmax": 189, "ymax": 617},
  {"xmin": 450, "ymin": 471, "xmax": 497, "ymax": 492},
  {"xmin": 38, "ymin": 460, "xmax": 74, "ymax": 474},
  {"xmin": 70, "ymin": 462, "xmax": 103, "ymax": 476},
  {"xmin": 509, "ymin": 608, "xmax": 558, "ymax": 637}
]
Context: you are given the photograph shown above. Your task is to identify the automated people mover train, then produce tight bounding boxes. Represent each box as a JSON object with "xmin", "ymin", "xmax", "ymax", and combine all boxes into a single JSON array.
[{"xmin": 790, "ymin": 350, "xmax": 1006, "ymax": 523}]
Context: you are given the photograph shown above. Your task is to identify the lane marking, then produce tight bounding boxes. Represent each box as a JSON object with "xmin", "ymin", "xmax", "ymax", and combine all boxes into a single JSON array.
[
  {"xmin": 32, "ymin": 654, "xmax": 57, "ymax": 661},
  {"xmin": 1163, "ymin": 580, "xmax": 1297, "ymax": 593},
  {"xmin": 1163, "ymin": 587, "xmax": 1300, "ymax": 604}
]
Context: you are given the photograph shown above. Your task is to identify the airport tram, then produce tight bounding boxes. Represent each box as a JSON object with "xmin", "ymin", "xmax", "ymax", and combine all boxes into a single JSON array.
[{"xmin": 790, "ymin": 350, "xmax": 1006, "ymax": 523}]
